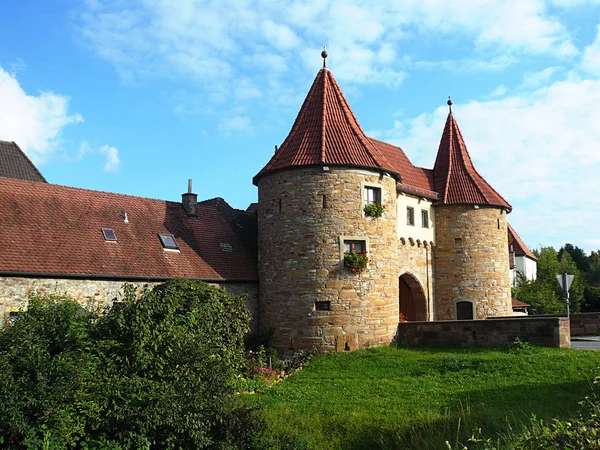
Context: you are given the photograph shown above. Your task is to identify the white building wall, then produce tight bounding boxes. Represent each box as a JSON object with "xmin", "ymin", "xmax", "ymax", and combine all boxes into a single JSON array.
[{"xmin": 396, "ymin": 194, "xmax": 435, "ymax": 243}]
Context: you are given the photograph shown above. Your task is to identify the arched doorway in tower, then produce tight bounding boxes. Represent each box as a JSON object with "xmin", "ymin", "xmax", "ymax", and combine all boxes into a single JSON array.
[{"xmin": 399, "ymin": 273, "xmax": 427, "ymax": 321}]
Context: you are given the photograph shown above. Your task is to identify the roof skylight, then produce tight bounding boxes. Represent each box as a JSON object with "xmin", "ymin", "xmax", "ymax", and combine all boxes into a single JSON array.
[
  {"xmin": 220, "ymin": 243, "xmax": 233, "ymax": 252},
  {"xmin": 158, "ymin": 233, "xmax": 179, "ymax": 250},
  {"xmin": 102, "ymin": 228, "xmax": 117, "ymax": 242}
]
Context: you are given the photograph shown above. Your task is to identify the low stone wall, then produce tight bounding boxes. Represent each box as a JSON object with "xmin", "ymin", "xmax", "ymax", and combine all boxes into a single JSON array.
[
  {"xmin": 396, "ymin": 316, "xmax": 570, "ymax": 348},
  {"xmin": 570, "ymin": 313, "xmax": 600, "ymax": 336},
  {"xmin": 0, "ymin": 276, "xmax": 259, "ymax": 333}
]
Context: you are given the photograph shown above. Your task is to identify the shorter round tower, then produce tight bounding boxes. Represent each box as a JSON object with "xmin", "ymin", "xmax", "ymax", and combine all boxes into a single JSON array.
[{"xmin": 432, "ymin": 101, "xmax": 512, "ymax": 320}]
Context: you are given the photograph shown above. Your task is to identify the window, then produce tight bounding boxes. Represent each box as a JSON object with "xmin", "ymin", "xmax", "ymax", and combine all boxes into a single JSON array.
[
  {"xmin": 158, "ymin": 233, "xmax": 179, "ymax": 250},
  {"xmin": 344, "ymin": 240, "xmax": 365, "ymax": 254},
  {"xmin": 102, "ymin": 228, "xmax": 117, "ymax": 242},
  {"xmin": 407, "ymin": 207, "xmax": 415, "ymax": 226},
  {"xmin": 315, "ymin": 301, "xmax": 331, "ymax": 311},
  {"xmin": 456, "ymin": 301, "xmax": 474, "ymax": 320},
  {"xmin": 421, "ymin": 210, "xmax": 429, "ymax": 228},
  {"xmin": 363, "ymin": 186, "xmax": 381, "ymax": 206},
  {"xmin": 454, "ymin": 238, "xmax": 462, "ymax": 249}
]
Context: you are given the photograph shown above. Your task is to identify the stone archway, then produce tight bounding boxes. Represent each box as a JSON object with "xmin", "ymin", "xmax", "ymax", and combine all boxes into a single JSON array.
[{"xmin": 399, "ymin": 273, "xmax": 427, "ymax": 322}]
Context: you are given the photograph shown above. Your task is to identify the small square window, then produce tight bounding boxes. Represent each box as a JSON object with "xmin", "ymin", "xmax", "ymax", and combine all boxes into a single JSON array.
[
  {"xmin": 364, "ymin": 186, "xmax": 381, "ymax": 206},
  {"xmin": 344, "ymin": 240, "xmax": 365, "ymax": 254},
  {"xmin": 407, "ymin": 207, "xmax": 415, "ymax": 226},
  {"xmin": 102, "ymin": 228, "xmax": 117, "ymax": 242},
  {"xmin": 421, "ymin": 210, "xmax": 429, "ymax": 228},
  {"xmin": 158, "ymin": 233, "xmax": 179, "ymax": 250},
  {"xmin": 455, "ymin": 238, "xmax": 462, "ymax": 249},
  {"xmin": 315, "ymin": 301, "xmax": 331, "ymax": 311}
]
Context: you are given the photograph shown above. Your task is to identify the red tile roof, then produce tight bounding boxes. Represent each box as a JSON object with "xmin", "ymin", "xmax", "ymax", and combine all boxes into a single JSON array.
[
  {"xmin": 512, "ymin": 298, "xmax": 531, "ymax": 308},
  {"xmin": 369, "ymin": 138, "xmax": 438, "ymax": 199},
  {"xmin": 253, "ymin": 69, "xmax": 399, "ymax": 184},
  {"xmin": 433, "ymin": 113, "xmax": 511, "ymax": 210},
  {"xmin": 0, "ymin": 178, "xmax": 257, "ymax": 281},
  {"xmin": 508, "ymin": 223, "xmax": 537, "ymax": 260}
]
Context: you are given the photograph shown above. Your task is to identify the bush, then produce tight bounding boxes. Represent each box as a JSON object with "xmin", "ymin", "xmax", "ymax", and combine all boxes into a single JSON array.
[{"xmin": 0, "ymin": 279, "xmax": 262, "ymax": 449}]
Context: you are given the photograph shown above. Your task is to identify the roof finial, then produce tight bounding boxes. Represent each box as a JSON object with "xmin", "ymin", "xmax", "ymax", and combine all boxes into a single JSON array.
[
  {"xmin": 321, "ymin": 46, "xmax": 328, "ymax": 69},
  {"xmin": 447, "ymin": 96, "xmax": 453, "ymax": 114}
]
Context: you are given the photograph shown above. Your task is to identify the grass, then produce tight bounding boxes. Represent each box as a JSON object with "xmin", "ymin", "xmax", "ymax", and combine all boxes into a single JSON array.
[{"xmin": 246, "ymin": 345, "xmax": 600, "ymax": 449}]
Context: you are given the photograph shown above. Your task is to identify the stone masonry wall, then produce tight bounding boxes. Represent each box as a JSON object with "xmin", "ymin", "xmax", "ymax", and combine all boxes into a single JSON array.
[
  {"xmin": 570, "ymin": 313, "xmax": 600, "ymax": 336},
  {"xmin": 396, "ymin": 317, "xmax": 570, "ymax": 348},
  {"xmin": 0, "ymin": 276, "xmax": 259, "ymax": 331},
  {"xmin": 434, "ymin": 205, "xmax": 512, "ymax": 320},
  {"xmin": 258, "ymin": 167, "xmax": 432, "ymax": 353}
]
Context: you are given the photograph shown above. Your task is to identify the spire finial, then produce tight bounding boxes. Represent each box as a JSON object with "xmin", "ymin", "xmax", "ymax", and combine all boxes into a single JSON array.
[
  {"xmin": 447, "ymin": 96, "xmax": 453, "ymax": 114},
  {"xmin": 321, "ymin": 46, "xmax": 328, "ymax": 69}
]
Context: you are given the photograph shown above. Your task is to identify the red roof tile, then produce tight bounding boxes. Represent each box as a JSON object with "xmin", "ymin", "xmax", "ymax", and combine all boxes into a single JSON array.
[
  {"xmin": 508, "ymin": 223, "xmax": 537, "ymax": 260},
  {"xmin": 369, "ymin": 138, "xmax": 438, "ymax": 199},
  {"xmin": 0, "ymin": 178, "xmax": 257, "ymax": 281},
  {"xmin": 254, "ymin": 69, "xmax": 398, "ymax": 183},
  {"xmin": 433, "ymin": 113, "xmax": 511, "ymax": 209},
  {"xmin": 512, "ymin": 298, "xmax": 531, "ymax": 308}
]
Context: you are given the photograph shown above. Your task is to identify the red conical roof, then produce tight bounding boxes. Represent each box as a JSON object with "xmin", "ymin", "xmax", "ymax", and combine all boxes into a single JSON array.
[
  {"xmin": 433, "ymin": 112, "xmax": 511, "ymax": 210},
  {"xmin": 253, "ymin": 69, "xmax": 398, "ymax": 184}
]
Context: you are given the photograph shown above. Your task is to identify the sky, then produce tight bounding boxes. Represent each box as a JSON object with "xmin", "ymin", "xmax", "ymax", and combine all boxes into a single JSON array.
[{"xmin": 1, "ymin": 0, "xmax": 599, "ymax": 253}]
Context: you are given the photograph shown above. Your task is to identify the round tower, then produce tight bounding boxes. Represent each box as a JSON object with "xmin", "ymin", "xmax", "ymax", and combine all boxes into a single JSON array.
[
  {"xmin": 432, "ymin": 100, "xmax": 512, "ymax": 320},
  {"xmin": 253, "ymin": 59, "xmax": 402, "ymax": 352}
]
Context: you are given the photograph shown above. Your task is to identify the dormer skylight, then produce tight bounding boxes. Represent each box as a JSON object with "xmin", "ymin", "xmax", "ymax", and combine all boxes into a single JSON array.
[
  {"xmin": 158, "ymin": 233, "xmax": 179, "ymax": 250},
  {"xmin": 102, "ymin": 228, "xmax": 117, "ymax": 242}
]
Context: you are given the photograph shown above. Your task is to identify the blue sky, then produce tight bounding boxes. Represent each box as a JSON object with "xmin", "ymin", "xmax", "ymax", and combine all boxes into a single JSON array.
[{"xmin": 1, "ymin": 0, "xmax": 600, "ymax": 252}]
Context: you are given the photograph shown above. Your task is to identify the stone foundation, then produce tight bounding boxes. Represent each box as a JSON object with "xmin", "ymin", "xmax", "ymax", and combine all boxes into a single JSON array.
[
  {"xmin": 0, "ymin": 276, "xmax": 258, "ymax": 331},
  {"xmin": 396, "ymin": 317, "xmax": 570, "ymax": 348}
]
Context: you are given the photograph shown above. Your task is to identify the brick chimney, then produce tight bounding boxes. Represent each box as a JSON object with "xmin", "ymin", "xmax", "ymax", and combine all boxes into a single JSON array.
[{"xmin": 182, "ymin": 179, "xmax": 198, "ymax": 218}]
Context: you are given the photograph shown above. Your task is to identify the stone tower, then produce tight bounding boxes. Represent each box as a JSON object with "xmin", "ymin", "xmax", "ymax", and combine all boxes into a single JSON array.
[
  {"xmin": 253, "ymin": 58, "xmax": 402, "ymax": 352},
  {"xmin": 432, "ymin": 101, "xmax": 512, "ymax": 320}
]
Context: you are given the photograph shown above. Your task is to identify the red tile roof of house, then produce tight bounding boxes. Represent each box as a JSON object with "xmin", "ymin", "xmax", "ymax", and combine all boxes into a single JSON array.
[
  {"xmin": 0, "ymin": 141, "xmax": 47, "ymax": 183},
  {"xmin": 369, "ymin": 138, "xmax": 438, "ymax": 199},
  {"xmin": 0, "ymin": 178, "xmax": 257, "ymax": 281},
  {"xmin": 433, "ymin": 112, "xmax": 511, "ymax": 210},
  {"xmin": 508, "ymin": 223, "xmax": 537, "ymax": 260},
  {"xmin": 512, "ymin": 298, "xmax": 531, "ymax": 308},
  {"xmin": 253, "ymin": 69, "xmax": 399, "ymax": 184}
]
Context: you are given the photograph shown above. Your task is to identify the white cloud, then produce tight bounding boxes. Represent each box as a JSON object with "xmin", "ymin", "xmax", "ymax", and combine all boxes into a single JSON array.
[
  {"xmin": 519, "ymin": 67, "xmax": 560, "ymax": 89},
  {"xmin": 99, "ymin": 144, "xmax": 121, "ymax": 172},
  {"xmin": 75, "ymin": 0, "xmax": 583, "ymax": 96},
  {"xmin": 0, "ymin": 67, "xmax": 83, "ymax": 163},
  {"xmin": 372, "ymin": 74, "xmax": 600, "ymax": 251},
  {"xmin": 78, "ymin": 141, "xmax": 122, "ymax": 172},
  {"xmin": 490, "ymin": 85, "xmax": 508, "ymax": 97},
  {"xmin": 581, "ymin": 25, "xmax": 600, "ymax": 75},
  {"xmin": 218, "ymin": 115, "xmax": 252, "ymax": 135}
]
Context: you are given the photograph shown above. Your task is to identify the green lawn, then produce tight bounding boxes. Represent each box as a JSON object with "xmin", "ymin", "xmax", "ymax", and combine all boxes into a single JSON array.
[{"xmin": 247, "ymin": 345, "xmax": 600, "ymax": 450}]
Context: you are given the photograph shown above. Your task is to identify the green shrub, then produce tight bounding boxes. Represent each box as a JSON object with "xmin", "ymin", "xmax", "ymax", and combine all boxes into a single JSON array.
[{"xmin": 0, "ymin": 279, "xmax": 262, "ymax": 449}]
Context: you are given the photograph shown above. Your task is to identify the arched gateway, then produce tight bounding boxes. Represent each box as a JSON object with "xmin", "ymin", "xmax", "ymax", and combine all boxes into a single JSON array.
[{"xmin": 399, "ymin": 273, "xmax": 427, "ymax": 321}]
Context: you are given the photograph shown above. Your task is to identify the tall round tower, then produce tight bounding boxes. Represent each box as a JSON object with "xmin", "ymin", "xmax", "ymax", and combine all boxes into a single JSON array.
[
  {"xmin": 253, "ymin": 55, "xmax": 402, "ymax": 352},
  {"xmin": 432, "ymin": 100, "xmax": 512, "ymax": 320}
]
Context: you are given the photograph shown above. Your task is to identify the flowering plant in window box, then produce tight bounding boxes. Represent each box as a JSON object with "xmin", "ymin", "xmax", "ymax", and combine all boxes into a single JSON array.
[
  {"xmin": 399, "ymin": 312, "xmax": 407, "ymax": 323},
  {"xmin": 364, "ymin": 202, "xmax": 385, "ymax": 219},
  {"xmin": 344, "ymin": 249, "xmax": 369, "ymax": 274}
]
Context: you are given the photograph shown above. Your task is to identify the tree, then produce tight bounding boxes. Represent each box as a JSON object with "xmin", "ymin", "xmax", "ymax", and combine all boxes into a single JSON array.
[{"xmin": 0, "ymin": 279, "xmax": 262, "ymax": 449}]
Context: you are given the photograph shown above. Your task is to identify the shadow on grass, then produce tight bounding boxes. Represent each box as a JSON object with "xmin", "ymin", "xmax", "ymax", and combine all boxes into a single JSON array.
[{"xmin": 261, "ymin": 379, "xmax": 593, "ymax": 450}]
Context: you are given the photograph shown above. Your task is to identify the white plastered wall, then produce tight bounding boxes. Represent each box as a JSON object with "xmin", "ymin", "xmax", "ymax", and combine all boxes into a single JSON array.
[{"xmin": 396, "ymin": 193, "xmax": 435, "ymax": 243}]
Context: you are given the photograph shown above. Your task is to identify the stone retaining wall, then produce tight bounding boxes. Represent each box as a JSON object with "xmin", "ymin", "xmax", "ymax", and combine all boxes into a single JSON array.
[
  {"xmin": 396, "ymin": 316, "xmax": 570, "ymax": 348},
  {"xmin": 0, "ymin": 276, "xmax": 259, "ymax": 332},
  {"xmin": 570, "ymin": 313, "xmax": 600, "ymax": 336}
]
